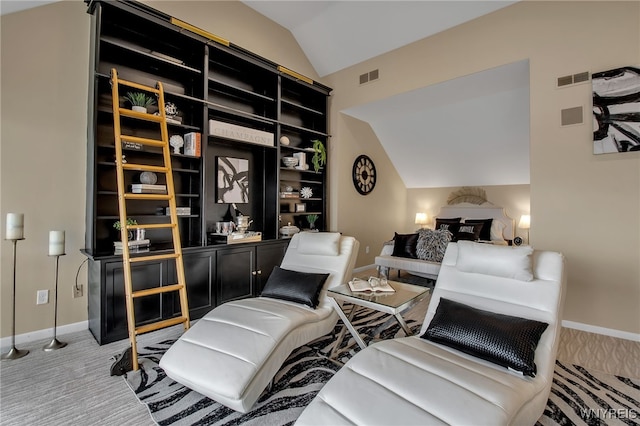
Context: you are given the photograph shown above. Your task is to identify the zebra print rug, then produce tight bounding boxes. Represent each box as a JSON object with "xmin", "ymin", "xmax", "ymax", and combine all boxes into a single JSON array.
[{"xmin": 125, "ymin": 308, "xmax": 639, "ymax": 426}]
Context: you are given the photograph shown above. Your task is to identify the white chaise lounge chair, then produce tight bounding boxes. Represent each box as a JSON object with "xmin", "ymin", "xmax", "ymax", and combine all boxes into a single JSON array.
[
  {"xmin": 297, "ymin": 241, "xmax": 565, "ymax": 425},
  {"xmin": 160, "ymin": 232, "xmax": 359, "ymax": 413}
]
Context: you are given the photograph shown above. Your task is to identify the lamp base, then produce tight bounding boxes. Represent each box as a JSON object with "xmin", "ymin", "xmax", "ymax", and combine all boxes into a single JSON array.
[
  {"xmin": 1, "ymin": 346, "xmax": 29, "ymax": 360},
  {"xmin": 43, "ymin": 338, "xmax": 67, "ymax": 352}
]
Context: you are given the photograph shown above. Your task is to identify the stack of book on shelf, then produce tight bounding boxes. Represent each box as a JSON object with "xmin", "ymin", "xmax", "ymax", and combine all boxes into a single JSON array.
[
  {"xmin": 280, "ymin": 190, "xmax": 299, "ymax": 199},
  {"xmin": 184, "ymin": 132, "xmax": 201, "ymax": 157},
  {"xmin": 131, "ymin": 184, "xmax": 167, "ymax": 194},
  {"xmin": 114, "ymin": 239, "xmax": 150, "ymax": 254}
]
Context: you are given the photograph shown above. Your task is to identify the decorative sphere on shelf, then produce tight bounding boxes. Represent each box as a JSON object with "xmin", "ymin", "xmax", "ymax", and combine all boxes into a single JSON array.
[
  {"xmin": 280, "ymin": 136, "xmax": 290, "ymax": 146},
  {"xmin": 140, "ymin": 171, "xmax": 158, "ymax": 185}
]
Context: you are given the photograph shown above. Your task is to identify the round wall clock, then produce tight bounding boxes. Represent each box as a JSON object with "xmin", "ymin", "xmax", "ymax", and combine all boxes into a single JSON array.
[{"xmin": 352, "ymin": 155, "xmax": 377, "ymax": 195}]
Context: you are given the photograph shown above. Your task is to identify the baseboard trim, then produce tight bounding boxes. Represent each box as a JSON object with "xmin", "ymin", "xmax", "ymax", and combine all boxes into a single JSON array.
[
  {"xmin": 0, "ymin": 321, "xmax": 88, "ymax": 351},
  {"xmin": 354, "ymin": 263, "xmax": 376, "ymax": 273},
  {"xmin": 561, "ymin": 320, "xmax": 640, "ymax": 342}
]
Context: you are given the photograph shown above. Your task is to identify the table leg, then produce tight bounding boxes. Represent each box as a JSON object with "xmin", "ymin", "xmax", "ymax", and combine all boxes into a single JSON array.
[
  {"xmin": 329, "ymin": 298, "xmax": 367, "ymax": 359},
  {"xmin": 393, "ymin": 313, "xmax": 414, "ymax": 336}
]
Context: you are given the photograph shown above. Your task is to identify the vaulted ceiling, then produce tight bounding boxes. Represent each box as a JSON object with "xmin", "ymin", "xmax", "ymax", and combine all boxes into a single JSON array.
[{"xmin": 242, "ymin": 1, "xmax": 529, "ymax": 188}]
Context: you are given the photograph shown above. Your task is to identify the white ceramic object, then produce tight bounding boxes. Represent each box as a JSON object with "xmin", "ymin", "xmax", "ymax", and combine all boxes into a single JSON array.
[
  {"xmin": 170, "ymin": 135, "xmax": 184, "ymax": 154},
  {"xmin": 282, "ymin": 157, "xmax": 298, "ymax": 168},
  {"xmin": 300, "ymin": 187, "xmax": 313, "ymax": 199},
  {"xmin": 140, "ymin": 171, "xmax": 158, "ymax": 185},
  {"xmin": 279, "ymin": 223, "xmax": 300, "ymax": 237}
]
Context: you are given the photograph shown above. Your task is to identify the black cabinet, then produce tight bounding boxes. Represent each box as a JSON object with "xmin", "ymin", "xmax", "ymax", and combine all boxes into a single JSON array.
[
  {"xmin": 217, "ymin": 245, "xmax": 255, "ymax": 304},
  {"xmin": 87, "ymin": 239, "xmax": 288, "ymax": 345},
  {"xmin": 170, "ymin": 250, "xmax": 215, "ymax": 320},
  {"xmin": 89, "ymin": 256, "xmax": 168, "ymax": 344}
]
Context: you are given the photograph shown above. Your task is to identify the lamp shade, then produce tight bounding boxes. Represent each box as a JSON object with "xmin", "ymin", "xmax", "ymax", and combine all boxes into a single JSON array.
[
  {"xmin": 415, "ymin": 212, "xmax": 428, "ymax": 225},
  {"xmin": 519, "ymin": 215, "xmax": 531, "ymax": 229}
]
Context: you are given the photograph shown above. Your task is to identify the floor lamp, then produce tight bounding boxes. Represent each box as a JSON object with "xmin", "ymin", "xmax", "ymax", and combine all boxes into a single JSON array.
[
  {"xmin": 44, "ymin": 231, "xmax": 67, "ymax": 351},
  {"xmin": 2, "ymin": 213, "xmax": 29, "ymax": 360}
]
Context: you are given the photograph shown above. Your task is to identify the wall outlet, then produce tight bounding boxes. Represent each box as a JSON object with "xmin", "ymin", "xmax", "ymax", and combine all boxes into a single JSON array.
[
  {"xmin": 365, "ymin": 245, "xmax": 370, "ymax": 254},
  {"xmin": 37, "ymin": 289, "xmax": 49, "ymax": 305},
  {"xmin": 73, "ymin": 284, "xmax": 83, "ymax": 298}
]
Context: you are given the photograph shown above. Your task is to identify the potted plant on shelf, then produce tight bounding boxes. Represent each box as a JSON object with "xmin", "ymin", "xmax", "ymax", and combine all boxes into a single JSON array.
[
  {"xmin": 125, "ymin": 91, "xmax": 155, "ymax": 113},
  {"xmin": 113, "ymin": 218, "xmax": 137, "ymax": 240},
  {"xmin": 306, "ymin": 214, "xmax": 319, "ymax": 231},
  {"xmin": 311, "ymin": 139, "xmax": 326, "ymax": 173}
]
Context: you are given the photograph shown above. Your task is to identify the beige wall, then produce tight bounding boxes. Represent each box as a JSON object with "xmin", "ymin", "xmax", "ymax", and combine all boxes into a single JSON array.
[
  {"xmin": 1, "ymin": 2, "xmax": 90, "ymax": 337},
  {"xmin": 324, "ymin": 1, "xmax": 640, "ymax": 335},
  {"xmin": 0, "ymin": 0, "xmax": 317, "ymax": 338}
]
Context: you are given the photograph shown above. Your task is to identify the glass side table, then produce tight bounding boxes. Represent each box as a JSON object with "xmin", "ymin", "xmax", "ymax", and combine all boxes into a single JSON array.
[{"xmin": 327, "ymin": 280, "xmax": 430, "ymax": 359}]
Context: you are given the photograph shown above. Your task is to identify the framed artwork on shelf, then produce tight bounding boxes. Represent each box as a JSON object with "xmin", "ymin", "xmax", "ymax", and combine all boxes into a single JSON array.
[
  {"xmin": 295, "ymin": 203, "xmax": 306, "ymax": 212},
  {"xmin": 217, "ymin": 156, "xmax": 249, "ymax": 203}
]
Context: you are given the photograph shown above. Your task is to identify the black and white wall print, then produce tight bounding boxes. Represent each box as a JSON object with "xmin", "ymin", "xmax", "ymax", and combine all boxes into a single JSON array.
[
  {"xmin": 217, "ymin": 157, "xmax": 249, "ymax": 203},
  {"xmin": 592, "ymin": 66, "xmax": 640, "ymax": 154}
]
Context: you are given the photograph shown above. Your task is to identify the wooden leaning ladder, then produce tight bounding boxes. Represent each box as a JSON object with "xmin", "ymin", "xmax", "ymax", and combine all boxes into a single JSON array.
[{"xmin": 110, "ymin": 68, "xmax": 190, "ymax": 371}]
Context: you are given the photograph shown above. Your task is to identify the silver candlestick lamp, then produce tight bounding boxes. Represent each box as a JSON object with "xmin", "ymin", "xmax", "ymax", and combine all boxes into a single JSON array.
[
  {"xmin": 2, "ymin": 213, "xmax": 29, "ymax": 360},
  {"xmin": 43, "ymin": 231, "xmax": 67, "ymax": 351}
]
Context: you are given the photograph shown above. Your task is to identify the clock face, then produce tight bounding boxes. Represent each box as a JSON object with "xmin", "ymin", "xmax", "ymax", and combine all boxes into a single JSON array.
[{"xmin": 352, "ymin": 155, "xmax": 377, "ymax": 195}]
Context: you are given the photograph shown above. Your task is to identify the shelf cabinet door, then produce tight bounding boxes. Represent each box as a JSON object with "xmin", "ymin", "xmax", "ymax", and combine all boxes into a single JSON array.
[
  {"xmin": 216, "ymin": 245, "xmax": 255, "ymax": 304},
  {"xmin": 255, "ymin": 241, "xmax": 289, "ymax": 294},
  {"xmin": 169, "ymin": 250, "xmax": 215, "ymax": 320},
  {"xmin": 102, "ymin": 259, "xmax": 167, "ymax": 344}
]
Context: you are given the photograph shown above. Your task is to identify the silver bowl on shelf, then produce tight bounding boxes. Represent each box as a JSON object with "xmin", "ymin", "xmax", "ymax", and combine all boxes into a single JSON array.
[{"xmin": 282, "ymin": 157, "xmax": 299, "ymax": 168}]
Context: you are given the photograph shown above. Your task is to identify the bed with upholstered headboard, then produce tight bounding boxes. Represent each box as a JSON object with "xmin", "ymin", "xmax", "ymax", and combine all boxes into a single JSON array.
[
  {"xmin": 434, "ymin": 204, "xmax": 515, "ymax": 244},
  {"xmin": 375, "ymin": 204, "xmax": 515, "ymax": 280}
]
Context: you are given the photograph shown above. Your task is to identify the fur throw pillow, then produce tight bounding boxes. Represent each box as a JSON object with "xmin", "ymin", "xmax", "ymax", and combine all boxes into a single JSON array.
[{"xmin": 416, "ymin": 229, "xmax": 452, "ymax": 262}]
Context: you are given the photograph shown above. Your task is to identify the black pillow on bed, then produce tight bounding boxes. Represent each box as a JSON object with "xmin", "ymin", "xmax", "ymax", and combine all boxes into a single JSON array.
[
  {"xmin": 453, "ymin": 223, "xmax": 484, "ymax": 242},
  {"xmin": 464, "ymin": 218, "xmax": 493, "ymax": 241},
  {"xmin": 421, "ymin": 298, "xmax": 548, "ymax": 377},
  {"xmin": 434, "ymin": 217, "xmax": 462, "ymax": 232},
  {"xmin": 392, "ymin": 232, "xmax": 419, "ymax": 259},
  {"xmin": 261, "ymin": 266, "xmax": 329, "ymax": 308}
]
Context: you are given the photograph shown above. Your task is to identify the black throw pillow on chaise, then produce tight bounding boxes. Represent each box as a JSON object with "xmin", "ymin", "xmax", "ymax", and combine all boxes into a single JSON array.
[
  {"xmin": 261, "ymin": 266, "xmax": 329, "ymax": 308},
  {"xmin": 422, "ymin": 298, "xmax": 548, "ymax": 377}
]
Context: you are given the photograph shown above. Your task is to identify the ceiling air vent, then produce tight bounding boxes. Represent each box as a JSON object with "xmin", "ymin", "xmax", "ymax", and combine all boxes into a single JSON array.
[
  {"xmin": 557, "ymin": 71, "xmax": 590, "ymax": 88},
  {"xmin": 359, "ymin": 69, "xmax": 379, "ymax": 85}
]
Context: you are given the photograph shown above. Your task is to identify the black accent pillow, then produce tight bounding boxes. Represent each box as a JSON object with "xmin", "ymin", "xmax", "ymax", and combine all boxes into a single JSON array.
[
  {"xmin": 434, "ymin": 217, "xmax": 462, "ymax": 232},
  {"xmin": 261, "ymin": 266, "xmax": 329, "ymax": 308},
  {"xmin": 464, "ymin": 218, "xmax": 493, "ymax": 241},
  {"xmin": 421, "ymin": 298, "xmax": 548, "ymax": 377},
  {"xmin": 391, "ymin": 232, "xmax": 419, "ymax": 259},
  {"xmin": 454, "ymin": 223, "xmax": 484, "ymax": 241}
]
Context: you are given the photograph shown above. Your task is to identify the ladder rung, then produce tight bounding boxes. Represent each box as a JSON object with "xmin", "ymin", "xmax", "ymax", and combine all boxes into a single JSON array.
[
  {"xmin": 121, "ymin": 135, "xmax": 166, "ymax": 148},
  {"xmin": 135, "ymin": 316, "xmax": 188, "ymax": 335},
  {"xmin": 129, "ymin": 253, "xmax": 180, "ymax": 263},
  {"xmin": 124, "ymin": 193, "xmax": 171, "ymax": 201},
  {"xmin": 115, "ymin": 78, "xmax": 161, "ymax": 94},
  {"xmin": 129, "ymin": 223, "xmax": 176, "ymax": 230},
  {"xmin": 119, "ymin": 108, "xmax": 164, "ymax": 123},
  {"xmin": 122, "ymin": 164, "xmax": 169, "ymax": 173},
  {"xmin": 132, "ymin": 283, "xmax": 184, "ymax": 299}
]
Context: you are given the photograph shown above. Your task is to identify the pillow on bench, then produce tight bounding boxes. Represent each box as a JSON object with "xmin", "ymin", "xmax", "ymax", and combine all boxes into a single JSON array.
[{"xmin": 415, "ymin": 229, "xmax": 452, "ymax": 262}]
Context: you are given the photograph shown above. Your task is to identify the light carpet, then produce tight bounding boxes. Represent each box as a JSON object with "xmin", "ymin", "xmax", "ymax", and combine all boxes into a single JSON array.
[{"xmin": 125, "ymin": 306, "xmax": 639, "ymax": 426}]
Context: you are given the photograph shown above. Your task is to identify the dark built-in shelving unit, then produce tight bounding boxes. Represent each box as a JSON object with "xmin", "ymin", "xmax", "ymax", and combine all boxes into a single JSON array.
[{"xmin": 83, "ymin": 0, "xmax": 331, "ymax": 344}]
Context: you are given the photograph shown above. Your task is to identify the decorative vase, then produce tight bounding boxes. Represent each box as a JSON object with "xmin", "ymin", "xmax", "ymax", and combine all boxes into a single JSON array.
[{"xmin": 132, "ymin": 106, "xmax": 147, "ymax": 113}]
